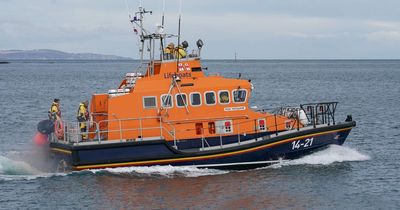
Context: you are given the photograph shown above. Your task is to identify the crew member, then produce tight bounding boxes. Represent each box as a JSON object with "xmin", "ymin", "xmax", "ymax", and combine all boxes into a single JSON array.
[
  {"xmin": 175, "ymin": 45, "xmax": 187, "ymax": 59},
  {"xmin": 77, "ymin": 100, "xmax": 89, "ymax": 140},
  {"xmin": 48, "ymin": 98, "xmax": 61, "ymax": 121},
  {"xmin": 164, "ymin": 43, "xmax": 175, "ymax": 60}
]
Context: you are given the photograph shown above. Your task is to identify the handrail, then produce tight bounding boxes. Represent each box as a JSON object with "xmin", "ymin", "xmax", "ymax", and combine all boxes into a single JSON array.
[
  {"xmin": 57, "ymin": 113, "xmax": 274, "ymax": 144},
  {"xmin": 51, "ymin": 110, "xmax": 314, "ymax": 149},
  {"xmin": 51, "ymin": 116, "xmax": 176, "ymax": 144},
  {"xmin": 162, "ymin": 115, "xmax": 248, "ymax": 124},
  {"xmin": 300, "ymin": 102, "xmax": 338, "ymax": 127}
]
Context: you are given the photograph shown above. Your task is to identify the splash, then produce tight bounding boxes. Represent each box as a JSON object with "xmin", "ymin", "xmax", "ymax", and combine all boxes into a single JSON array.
[
  {"xmin": 0, "ymin": 153, "xmax": 69, "ymax": 181},
  {"xmin": 87, "ymin": 165, "xmax": 229, "ymax": 178},
  {"xmin": 271, "ymin": 145, "xmax": 370, "ymax": 168},
  {"xmin": 0, "ymin": 155, "xmax": 41, "ymax": 175}
]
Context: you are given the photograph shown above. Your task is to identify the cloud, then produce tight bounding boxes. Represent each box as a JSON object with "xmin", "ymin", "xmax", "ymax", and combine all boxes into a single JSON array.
[
  {"xmin": 366, "ymin": 21, "xmax": 400, "ymax": 30},
  {"xmin": 363, "ymin": 20, "xmax": 400, "ymax": 43},
  {"xmin": 365, "ymin": 31, "xmax": 400, "ymax": 42},
  {"xmin": 179, "ymin": 14, "xmax": 350, "ymax": 40},
  {"xmin": 1, "ymin": 0, "xmax": 400, "ymax": 58}
]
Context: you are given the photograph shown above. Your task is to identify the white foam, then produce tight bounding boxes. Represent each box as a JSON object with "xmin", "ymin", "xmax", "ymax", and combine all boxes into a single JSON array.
[
  {"xmin": 0, "ymin": 155, "xmax": 41, "ymax": 175},
  {"xmin": 0, "ymin": 145, "xmax": 370, "ymax": 180},
  {"xmin": 0, "ymin": 155, "xmax": 70, "ymax": 181},
  {"xmin": 87, "ymin": 165, "xmax": 228, "ymax": 177},
  {"xmin": 0, "ymin": 173, "xmax": 67, "ymax": 181},
  {"xmin": 271, "ymin": 145, "xmax": 370, "ymax": 168}
]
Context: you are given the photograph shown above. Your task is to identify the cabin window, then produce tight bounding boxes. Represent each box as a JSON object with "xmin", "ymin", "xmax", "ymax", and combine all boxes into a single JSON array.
[
  {"xmin": 205, "ymin": 91, "xmax": 216, "ymax": 105},
  {"xmin": 143, "ymin": 96, "xmax": 157, "ymax": 109},
  {"xmin": 190, "ymin": 92, "xmax": 202, "ymax": 106},
  {"xmin": 218, "ymin": 91, "xmax": 230, "ymax": 104},
  {"xmin": 195, "ymin": 123, "xmax": 203, "ymax": 135},
  {"xmin": 233, "ymin": 89, "xmax": 247, "ymax": 103},
  {"xmin": 176, "ymin": 94, "xmax": 187, "ymax": 107},
  {"xmin": 161, "ymin": 94, "xmax": 173, "ymax": 108},
  {"xmin": 208, "ymin": 122, "xmax": 216, "ymax": 134}
]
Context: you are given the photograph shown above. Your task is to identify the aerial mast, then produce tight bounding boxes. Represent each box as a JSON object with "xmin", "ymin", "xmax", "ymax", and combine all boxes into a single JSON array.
[
  {"xmin": 176, "ymin": 0, "xmax": 182, "ymax": 72},
  {"xmin": 160, "ymin": 0, "xmax": 166, "ymax": 60}
]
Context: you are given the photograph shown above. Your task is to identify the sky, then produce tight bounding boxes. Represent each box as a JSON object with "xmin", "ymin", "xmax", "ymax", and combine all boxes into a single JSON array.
[{"xmin": 1, "ymin": 0, "xmax": 400, "ymax": 59}]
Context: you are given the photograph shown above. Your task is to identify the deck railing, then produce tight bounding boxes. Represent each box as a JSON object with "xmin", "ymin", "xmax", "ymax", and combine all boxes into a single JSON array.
[
  {"xmin": 50, "ymin": 116, "xmax": 176, "ymax": 145},
  {"xmin": 50, "ymin": 102, "xmax": 339, "ymax": 150},
  {"xmin": 50, "ymin": 114, "xmax": 301, "ymax": 149},
  {"xmin": 300, "ymin": 102, "xmax": 338, "ymax": 127}
]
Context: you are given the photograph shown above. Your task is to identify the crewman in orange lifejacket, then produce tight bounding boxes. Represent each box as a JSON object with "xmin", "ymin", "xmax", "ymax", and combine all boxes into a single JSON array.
[
  {"xmin": 48, "ymin": 98, "xmax": 61, "ymax": 121},
  {"xmin": 77, "ymin": 100, "xmax": 89, "ymax": 140},
  {"xmin": 164, "ymin": 43, "xmax": 175, "ymax": 60}
]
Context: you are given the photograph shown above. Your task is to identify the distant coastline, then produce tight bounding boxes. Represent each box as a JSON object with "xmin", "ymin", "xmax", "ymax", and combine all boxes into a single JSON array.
[
  {"xmin": 0, "ymin": 49, "xmax": 133, "ymax": 60},
  {"xmin": 1, "ymin": 50, "xmax": 398, "ymax": 61}
]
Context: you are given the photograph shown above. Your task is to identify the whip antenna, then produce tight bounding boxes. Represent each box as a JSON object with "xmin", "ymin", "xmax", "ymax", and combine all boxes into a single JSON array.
[
  {"xmin": 176, "ymin": 0, "xmax": 182, "ymax": 72},
  {"xmin": 162, "ymin": 0, "xmax": 165, "ymax": 26},
  {"xmin": 177, "ymin": 0, "xmax": 182, "ymax": 47},
  {"xmin": 160, "ymin": 0, "xmax": 166, "ymax": 59}
]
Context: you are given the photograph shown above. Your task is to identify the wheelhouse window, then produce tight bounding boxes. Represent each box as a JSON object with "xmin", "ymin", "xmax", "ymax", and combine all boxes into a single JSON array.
[
  {"xmin": 176, "ymin": 94, "xmax": 187, "ymax": 107},
  {"xmin": 205, "ymin": 91, "xmax": 216, "ymax": 105},
  {"xmin": 143, "ymin": 96, "xmax": 157, "ymax": 109},
  {"xmin": 161, "ymin": 94, "xmax": 173, "ymax": 108},
  {"xmin": 233, "ymin": 89, "xmax": 247, "ymax": 103},
  {"xmin": 218, "ymin": 91, "xmax": 230, "ymax": 104},
  {"xmin": 190, "ymin": 92, "xmax": 201, "ymax": 106}
]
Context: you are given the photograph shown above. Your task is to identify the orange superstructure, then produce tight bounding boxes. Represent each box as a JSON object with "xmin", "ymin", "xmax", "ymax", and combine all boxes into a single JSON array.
[{"xmin": 89, "ymin": 58, "xmax": 299, "ymax": 144}]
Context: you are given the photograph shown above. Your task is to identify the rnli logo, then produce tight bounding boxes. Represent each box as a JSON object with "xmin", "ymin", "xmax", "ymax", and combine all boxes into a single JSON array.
[
  {"xmin": 178, "ymin": 63, "xmax": 191, "ymax": 72},
  {"xmin": 164, "ymin": 63, "xmax": 192, "ymax": 79}
]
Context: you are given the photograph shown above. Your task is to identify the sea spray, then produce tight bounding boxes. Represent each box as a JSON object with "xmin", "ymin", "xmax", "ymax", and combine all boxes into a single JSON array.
[
  {"xmin": 87, "ymin": 165, "xmax": 229, "ymax": 178},
  {"xmin": 269, "ymin": 145, "xmax": 370, "ymax": 168},
  {"xmin": 0, "ymin": 155, "xmax": 41, "ymax": 175}
]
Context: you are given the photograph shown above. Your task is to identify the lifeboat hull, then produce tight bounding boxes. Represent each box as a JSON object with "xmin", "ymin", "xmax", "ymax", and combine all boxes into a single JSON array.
[{"xmin": 49, "ymin": 121, "xmax": 355, "ymax": 171}]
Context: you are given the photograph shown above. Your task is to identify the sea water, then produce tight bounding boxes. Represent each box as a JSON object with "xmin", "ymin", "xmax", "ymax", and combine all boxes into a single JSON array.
[{"xmin": 0, "ymin": 60, "xmax": 399, "ymax": 209}]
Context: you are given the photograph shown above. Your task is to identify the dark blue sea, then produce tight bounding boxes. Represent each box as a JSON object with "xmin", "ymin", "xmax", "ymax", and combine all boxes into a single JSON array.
[{"xmin": 0, "ymin": 60, "xmax": 399, "ymax": 209}]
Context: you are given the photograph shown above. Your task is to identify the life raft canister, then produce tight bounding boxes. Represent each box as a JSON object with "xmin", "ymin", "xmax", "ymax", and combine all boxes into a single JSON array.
[
  {"xmin": 33, "ymin": 132, "xmax": 48, "ymax": 146},
  {"xmin": 54, "ymin": 119, "xmax": 64, "ymax": 140}
]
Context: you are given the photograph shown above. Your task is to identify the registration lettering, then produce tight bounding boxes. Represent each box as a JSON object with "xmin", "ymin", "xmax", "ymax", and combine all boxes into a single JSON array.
[{"xmin": 291, "ymin": 137, "xmax": 314, "ymax": 150}]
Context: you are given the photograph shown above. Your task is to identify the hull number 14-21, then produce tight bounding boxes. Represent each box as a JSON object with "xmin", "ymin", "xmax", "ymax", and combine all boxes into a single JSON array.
[{"xmin": 291, "ymin": 138, "xmax": 314, "ymax": 150}]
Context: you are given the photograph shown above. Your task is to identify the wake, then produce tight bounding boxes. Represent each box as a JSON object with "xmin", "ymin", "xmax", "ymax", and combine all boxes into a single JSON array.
[
  {"xmin": 87, "ymin": 165, "xmax": 229, "ymax": 177},
  {"xmin": 0, "ymin": 145, "xmax": 370, "ymax": 180}
]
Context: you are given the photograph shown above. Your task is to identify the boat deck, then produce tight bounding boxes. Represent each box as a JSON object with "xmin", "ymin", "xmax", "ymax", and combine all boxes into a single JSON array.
[
  {"xmin": 180, "ymin": 123, "xmax": 332, "ymax": 153},
  {"xmin": 50, "ymin": 123, "xmax": 338, "ymax": 155}
]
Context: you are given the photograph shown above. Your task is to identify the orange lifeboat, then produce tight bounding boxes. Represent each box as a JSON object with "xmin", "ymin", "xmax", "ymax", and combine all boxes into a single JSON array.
[{"xmin": 45, "ymin": 4, "xmax": 356, "ymax": 171}]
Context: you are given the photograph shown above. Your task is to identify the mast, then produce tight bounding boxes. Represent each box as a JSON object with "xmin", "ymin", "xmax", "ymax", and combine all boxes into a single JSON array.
[
  {"xmin": 235, "ymin": 51, "xmax": 237, "ymax": 62},
  {"xmin": 130, "ymin": 2, "xmax": 154, "ymax": 74},
  {"xmin": 129, "ymin": 0, "xmax": 185, "ymax": 75}
]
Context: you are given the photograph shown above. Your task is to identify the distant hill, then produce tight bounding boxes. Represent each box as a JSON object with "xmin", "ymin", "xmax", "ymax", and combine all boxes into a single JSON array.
[{"xmin": 0, "ymin": 49, "xmax": 133, "ymax": 60}]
